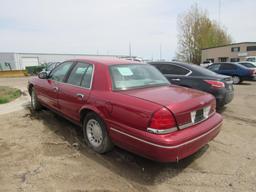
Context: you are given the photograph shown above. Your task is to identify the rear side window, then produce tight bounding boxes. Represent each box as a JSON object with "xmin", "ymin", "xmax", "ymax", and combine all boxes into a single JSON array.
[
  {"xmin": 81, "ymin": 65, "xmax": 93, "ymax": 88},
  {"xmin": 155, "ymin": 64, "xmax": 190, "ymax": 75},
  {"xmin": 220, "ymin": 64, "xmax": 237, "ymax": 70},
  {"xmin": 67, "ymin": 62, "xmax": 89, "ymax": 86},
  {"xmin": 49, "ymin": 62, "xmax": 73, "ymax": 82}
]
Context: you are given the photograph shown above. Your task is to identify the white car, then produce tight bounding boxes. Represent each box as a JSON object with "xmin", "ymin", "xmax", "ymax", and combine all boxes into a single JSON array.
[
  {"xmin": 245, "ymin": 56, "xmax": 256, "ymax": 63},
  {"xmin": 238, "ymin": 61, "xmax": 256, "ymax": 69},
  {"xmin": 200, "ymin": 61, "xmax": 213, "ymax": 68}
]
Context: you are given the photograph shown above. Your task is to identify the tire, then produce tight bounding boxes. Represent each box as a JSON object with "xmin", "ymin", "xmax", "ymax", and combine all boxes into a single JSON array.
[
  {"xmin": 83, "ymin": 112, "xmax": 113, "ymax": 153},
  {"xmin": 31, "ymin": 87, "xmax": 42, "ymax": 111},
  {"xmin": 232, "ymin": 76, "xmax": 241, "ymax": 84}
]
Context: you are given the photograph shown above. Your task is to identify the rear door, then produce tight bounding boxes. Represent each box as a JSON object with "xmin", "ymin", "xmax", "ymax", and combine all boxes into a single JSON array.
[
  {"xmin": 36, "ymin": 61, "xmax": 74, "ymax": 111},
  {"xmin": 219, "ymin": 63, "xmax": 237, "ymax": 76},
  {"xmin": 58, "ymin": 62, "xmax": 94, "ymax": 122},
  {"xmin": 153, "ymin": 64, "xmax": 192, "ymax": 86}
]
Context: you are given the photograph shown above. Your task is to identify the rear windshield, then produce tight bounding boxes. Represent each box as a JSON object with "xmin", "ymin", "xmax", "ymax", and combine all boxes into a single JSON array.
[{"xmin": 109, "ymin": 64, "xmax": 170, "ymax": 90}]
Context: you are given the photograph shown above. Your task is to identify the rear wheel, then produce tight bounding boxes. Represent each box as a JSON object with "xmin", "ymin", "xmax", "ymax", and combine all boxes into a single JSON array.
[
  {"xmin": 83, "ymin": 112, "xmax": 113, "ymax": 153},
  {"xmin": 31, "ymin": 87, "xmax": 42, "ymax": 111},
  {"xmin": 232, "ymin": 76, "xmax": 241, "ymax": 84}
]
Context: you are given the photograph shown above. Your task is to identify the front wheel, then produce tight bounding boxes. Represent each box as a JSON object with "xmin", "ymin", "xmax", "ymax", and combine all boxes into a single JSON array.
[
  {"xmin": 83, "ymin": 112, "xmax": 113, "ymax": 153},
  {"xmin": 31, "ymin": 87, "xmax": 42, "ymax": 111},
  {"xmin": 232, "ymin": 76, "xmax": 241, "ymax": 84}
]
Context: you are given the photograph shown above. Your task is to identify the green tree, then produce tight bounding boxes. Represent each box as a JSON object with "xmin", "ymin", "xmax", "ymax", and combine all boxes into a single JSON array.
[{"xmin": 176, "ymin": 4, "xmax": 232, "ymax": 64}]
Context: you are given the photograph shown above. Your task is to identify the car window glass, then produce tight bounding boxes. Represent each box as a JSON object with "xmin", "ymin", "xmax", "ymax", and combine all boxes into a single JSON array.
[
  {"xmin": 220, "ymin": 64, "xmax": 236, "ymax": 70},
  {"xmin": 240, "ymin": 63, "xmax": 254, "ymax": 68},
  {"xmin": 50, "ymin": 62, "xmax": 73, "ymax": 82},
  {"xmin": 158, "ymin": 64, "xmax": 190, "ymax": 75},
  {"xmin": 67, "ymin": 62, "xmax": 89, "ymax": 86},
  {"xmin": 208, "ymin": 64, "xmax": 220, "ymax": 71},
  {"xmin": 81, "ymin": 64, "xmax": 93, "ymax": 88}
]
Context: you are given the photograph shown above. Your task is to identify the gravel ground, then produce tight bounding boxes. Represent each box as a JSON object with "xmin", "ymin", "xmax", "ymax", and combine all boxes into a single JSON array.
[{"xmin": 0, "ymin": 77, "xmax": 255, "ymax": 192}]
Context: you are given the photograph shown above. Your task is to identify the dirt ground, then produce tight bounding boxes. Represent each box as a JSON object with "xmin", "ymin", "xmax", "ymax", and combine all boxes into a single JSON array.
[{"xmin": 0, "ymin": 77, "xmax": 256, "ymax": 192}]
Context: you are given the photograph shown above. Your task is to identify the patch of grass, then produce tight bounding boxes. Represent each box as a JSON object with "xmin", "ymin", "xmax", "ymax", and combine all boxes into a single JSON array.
[{"xmin": 0, "ymin": 86, "xmax": 21, "ymax": 104}]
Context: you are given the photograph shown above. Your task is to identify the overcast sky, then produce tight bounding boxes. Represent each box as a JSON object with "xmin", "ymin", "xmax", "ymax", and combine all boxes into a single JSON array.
[{"xmin": 0, "ymin": 0, "xmax": 255, "ymax": 60}]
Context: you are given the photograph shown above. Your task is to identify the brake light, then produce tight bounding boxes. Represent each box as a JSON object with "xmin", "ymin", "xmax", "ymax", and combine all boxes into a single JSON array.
[
  {"xmin": 204, "ymin": 80, "xmax": 225, "ymax": 88},
  {"xmin": 249, "ymin": 69, "xmax": 256, "ymax": 75},
  {"xmin": 147, "ymin": 108, "xmax": 177, "ymax": 134}
]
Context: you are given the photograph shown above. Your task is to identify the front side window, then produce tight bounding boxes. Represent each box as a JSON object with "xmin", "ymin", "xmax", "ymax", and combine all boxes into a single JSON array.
[
  {"xmin": 49, "ymin": 62, "xmax": 73, "ymax": 82},
  {"xmin": 158, "ymin": 64, "xmax": 190, "ymax": 75},
  {"xmin": 67, "ymin": 62, "xmax": 89, "ymax": 86},
  {"xmin": 110, "ymin": 64, "xmax": 170, "ymax": 90}
]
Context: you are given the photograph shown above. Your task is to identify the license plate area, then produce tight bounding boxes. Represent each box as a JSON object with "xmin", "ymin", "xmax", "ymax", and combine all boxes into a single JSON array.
[{"xmin": 191, "ymin": 106, "xmax": 211, "ymax": 124}]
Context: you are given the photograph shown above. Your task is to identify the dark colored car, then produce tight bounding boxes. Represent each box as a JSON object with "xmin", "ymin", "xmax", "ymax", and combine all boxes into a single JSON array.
[
  {"xmin": 149, "ymin": 62, "xmax": 234, "ymax": 108},
  {"xmin": 28, "ymin": 57, "xmax": 222, "ymax": 162},
  {"xmin": 207, "ymin": 62, "xmax": 256, "ymax": 84}
]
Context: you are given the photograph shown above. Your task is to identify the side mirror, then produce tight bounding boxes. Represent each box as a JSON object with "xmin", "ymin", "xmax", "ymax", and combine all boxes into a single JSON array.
[{"xmin": 38, "ymin": 71, "xmax": 48, "ymax": 79}]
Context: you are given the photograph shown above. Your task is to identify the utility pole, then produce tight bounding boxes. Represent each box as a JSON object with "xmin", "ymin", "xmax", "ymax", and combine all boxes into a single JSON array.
[
  {"xmin": 160, "ymin": 44, "xmax": 162, "ymax": 61},
  {"xmin": 129, "ymin": 42, "xmax": 132, "ymax": 59}
]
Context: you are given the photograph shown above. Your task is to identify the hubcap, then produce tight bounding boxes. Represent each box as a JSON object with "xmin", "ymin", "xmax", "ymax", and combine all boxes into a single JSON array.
[
  {"xmin": 86, "ymin": 119, "xmax": 103, "ymax": 147},
  {"xmin": 232, "ymin": 76, "xmax": 240, "ymax": 84}
]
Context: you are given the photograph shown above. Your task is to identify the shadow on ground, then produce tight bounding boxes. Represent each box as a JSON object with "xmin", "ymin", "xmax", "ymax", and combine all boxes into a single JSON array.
[{"xmin": 24, "ymin": 106, "xmax": 209, "ymax": 186}]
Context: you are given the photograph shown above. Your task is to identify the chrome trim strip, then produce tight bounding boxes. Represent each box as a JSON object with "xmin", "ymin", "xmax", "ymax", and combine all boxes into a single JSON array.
[
  {"xmin": 147, "ymin": 127, "xmax": 177, "ymax": 134},
  {"xmin": 179, "ymin": 110, "xmax": 216, "ymax": 130},
  {"xmin": 110, "ymin": 122, "xmax": 222, "ymax": 149}
]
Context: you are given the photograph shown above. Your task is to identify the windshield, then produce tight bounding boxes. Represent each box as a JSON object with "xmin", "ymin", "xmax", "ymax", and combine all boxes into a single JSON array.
[{"xmin": 110, "ymin": 64, "xmax": 170, "ymax": 90}]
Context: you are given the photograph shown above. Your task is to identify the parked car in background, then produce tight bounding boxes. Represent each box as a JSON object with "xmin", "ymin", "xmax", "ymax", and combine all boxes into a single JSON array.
[
  {"xmin": 207, "ymin": 62, "xmax": 256, "ymax": 84},
  {"xmin": 149, "ymin": 62, "xmax": 234, "ymax": 108},
  {"xmin": 200, "ymin": 60, "xmax": 213, "ymax": 68},
  {"xmin": 28, "ymin": 57, "xmax": 222, "ymax": 162},
  {"xmin": 245, "ymin": 56, "xmax": 256, "ymax": 63},
  {"xmin": 238, "ymin": 61, "xmax": 256, "ymax": 69}
]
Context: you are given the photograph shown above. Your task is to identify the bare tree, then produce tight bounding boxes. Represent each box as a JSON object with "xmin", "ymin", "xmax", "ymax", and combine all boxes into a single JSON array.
[{"xmin": 176, "ymin": 4, "xmax": 232, "ymax": 64}]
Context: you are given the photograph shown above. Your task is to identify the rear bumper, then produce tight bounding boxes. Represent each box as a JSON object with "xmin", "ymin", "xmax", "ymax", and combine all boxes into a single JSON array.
[
  {"xmin": 215, "ymin": 89, "xmax": 234, "ymax": 107},
  {"xmin": 110, "ymin": 113, "xmax": 223, "ymax": 162}
]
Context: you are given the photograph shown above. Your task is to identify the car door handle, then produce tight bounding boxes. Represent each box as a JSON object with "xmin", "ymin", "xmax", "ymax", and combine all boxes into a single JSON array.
[
  {"xmin": 76, "ymin": 93, "xmax": 85, "ymax": 99},
  {"xmin": 172, "ymin": 78, "xmax": 180, "ymax": 81},
  {"xmin": 53, "ymin": 87, "xmax": 59, "ymax": 92}
]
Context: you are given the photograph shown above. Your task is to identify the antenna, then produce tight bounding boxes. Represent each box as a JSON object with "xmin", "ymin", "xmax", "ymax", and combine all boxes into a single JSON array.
[{"xmin": 160, "ymin": 44, "xmax": 162, "ymax": 61}]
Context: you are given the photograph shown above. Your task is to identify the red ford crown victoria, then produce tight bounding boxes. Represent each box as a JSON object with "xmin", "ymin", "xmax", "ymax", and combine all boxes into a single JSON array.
[{"xmin": 28, "ymin": 57, "xmax": 223, "ymax": 162}]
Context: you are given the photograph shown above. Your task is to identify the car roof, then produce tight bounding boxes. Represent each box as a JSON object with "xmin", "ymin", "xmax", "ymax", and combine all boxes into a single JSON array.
[
  {"xmin": 149, "ymin": 61, "xmax": 207, "ymax": 71},
  {"xmin": 67, "ymin": 57, "xmax": 142, "ymax": 66},
  {"xmin": 149, "ymin": 61, "xmax": 224, "ymax": 77}
]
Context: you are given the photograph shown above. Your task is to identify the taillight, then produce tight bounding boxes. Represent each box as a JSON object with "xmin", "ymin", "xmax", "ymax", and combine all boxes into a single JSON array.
[
  {"xmin": 147, "ymin": 108, "xmax": 177, "ymax": 134},
  {"xmin": 204, "ymin": 80, "xmax": 225, "ymax": 88},
  {"xmin": 249, "ymin": 69, "xmax": 256, "ymax": 75}
]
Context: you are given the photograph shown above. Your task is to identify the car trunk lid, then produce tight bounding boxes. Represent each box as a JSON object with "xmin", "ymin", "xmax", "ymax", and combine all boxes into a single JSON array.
[{"xmin": 121, "ymin": 85, "xmax": 216, "ymax": 129}]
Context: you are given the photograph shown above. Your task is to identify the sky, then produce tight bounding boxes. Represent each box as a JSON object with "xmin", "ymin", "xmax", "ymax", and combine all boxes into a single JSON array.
[{"xmin": 0, "ymin": 0, "xmax": 255, "ymax": 60}]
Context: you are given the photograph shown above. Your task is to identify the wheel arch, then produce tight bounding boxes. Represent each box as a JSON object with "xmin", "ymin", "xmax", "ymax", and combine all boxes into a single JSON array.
[
  {"xmin": 79, "ymin": 106, "xmax": 106, "ymax": 125},
  {"xmin": 28, "ymin": 83, "xmax": 34, "ymax": 96}
]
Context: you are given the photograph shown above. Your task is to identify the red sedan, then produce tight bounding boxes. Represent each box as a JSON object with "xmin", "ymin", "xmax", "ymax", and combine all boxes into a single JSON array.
[{"xmin": 28, "ymin": 57, "xmax": 223, "ymax": 162}]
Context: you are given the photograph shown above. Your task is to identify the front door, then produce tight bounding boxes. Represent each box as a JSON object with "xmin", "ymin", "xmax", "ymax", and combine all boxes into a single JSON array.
[{"xmin": 37, "ymin": 61, "xmax": 74, "ymax": 111}]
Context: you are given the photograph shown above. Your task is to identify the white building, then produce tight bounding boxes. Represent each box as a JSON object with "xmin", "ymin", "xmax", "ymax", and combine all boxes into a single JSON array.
[{"xmin": 0, "ymin": 52, "xmax": 127, "ymax": 70}]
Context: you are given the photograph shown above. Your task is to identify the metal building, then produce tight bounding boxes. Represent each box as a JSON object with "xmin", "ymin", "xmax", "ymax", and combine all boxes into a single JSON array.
[
  {"xmin": 0, "ymin": 52, "xmax": 127, "ymax": 71},
  {"xmin": 201, "ymin": 42, "xmax": 256, "ymax": 63}
]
